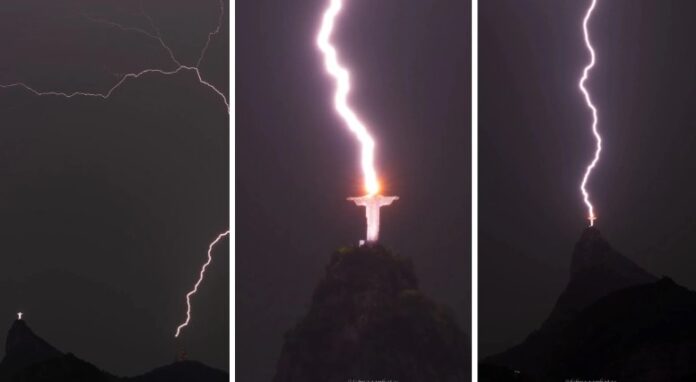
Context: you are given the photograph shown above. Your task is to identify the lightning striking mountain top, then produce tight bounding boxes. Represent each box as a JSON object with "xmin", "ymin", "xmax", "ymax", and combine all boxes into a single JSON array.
[{"xmin": 578, "ymin": 0, "xmax": 601, "ymax": 227}]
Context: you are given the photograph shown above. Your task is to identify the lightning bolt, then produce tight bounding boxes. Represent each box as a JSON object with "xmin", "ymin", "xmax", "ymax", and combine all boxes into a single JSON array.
[
  {"xmin": 0, "ymin": 0, "xmax": 228, "ymax": 111},
  {"xmin": 174, "ymin": 230, "xmax": 229, "ymax": 338},
  {"xmin": 317, "ymin": 0, "xmax": 380, "ymax": 196},
  {"xmin": 196, "ymin": 0, "xmax": 225, "ymax": 69},
  {"xmin": 0, "ymin": 1, "xmax": 229, "ymax": 338},
  {"xmin": 579, "ymin": 0, "xmax": 601, "ymax": 226}
]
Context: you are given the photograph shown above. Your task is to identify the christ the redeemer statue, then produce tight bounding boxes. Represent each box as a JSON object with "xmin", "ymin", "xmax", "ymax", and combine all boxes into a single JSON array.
[{"xmin": 348, "ymin": 194, "xmax": 398, "ymax": 243}]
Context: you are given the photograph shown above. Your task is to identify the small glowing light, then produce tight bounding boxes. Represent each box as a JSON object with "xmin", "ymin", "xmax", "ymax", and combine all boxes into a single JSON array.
[
  {"xmin": 369, "ymin": 180, "xmax": 382, "ymax": 196},
  {"xmin": 578, "ymin": 0, "xmax": 602, "ymax": 227},
  {"xmin": 317, "ymin": 0, "xmax": 381, "ymax": 197},
  {"xmin": 17, "ymin": 312, "xmax": 23, "ymax": 320}
]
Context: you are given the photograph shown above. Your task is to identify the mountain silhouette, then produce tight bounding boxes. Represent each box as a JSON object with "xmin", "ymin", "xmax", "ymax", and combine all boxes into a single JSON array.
[
  {"xmin": 0, "ymin": 319, "xmax": 62, "ymax": 378},
  {"xmin": 483, "ymin": 227, "xmax": 696, "ymax": 381},
  {"xmin": 128, "ymin": 360, "xmax": 228, "ymax": 382},
  {"xmin": 0, "ymin": 319, "xmax": 227, "ymax": 381},
  {"xmin": 543, "ymin": 227, "xmax": 656, "ymax": 329},
  {"xmin": 273, "ymin": 244, "xmax": 470, "ymax": 382},
  {"xmin": 11, "ymin": 352, "xmax": 117, "ymax": 382}
]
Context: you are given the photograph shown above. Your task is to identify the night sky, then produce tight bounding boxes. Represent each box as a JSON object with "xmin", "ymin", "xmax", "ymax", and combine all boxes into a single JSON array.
[
  {"xmin": 18, "ymin": 0, "xmax": 696, "ymax": 377},
  {"xmin": 0, "ymin": 0, "xmax": 228, "ymax": 376},
  {"xmin": 237, "ymin": 1, "xmax": 470, "ymax": 380},
  {"xmin": 480, "ymin": 0, "xmax": 696, "ymax": 357}
]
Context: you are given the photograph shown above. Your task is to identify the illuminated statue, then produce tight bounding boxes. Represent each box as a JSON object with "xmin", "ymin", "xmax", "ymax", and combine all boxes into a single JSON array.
[{"xmin": 348, "ymin": 195, "xmax": 398, "ymax": 243}]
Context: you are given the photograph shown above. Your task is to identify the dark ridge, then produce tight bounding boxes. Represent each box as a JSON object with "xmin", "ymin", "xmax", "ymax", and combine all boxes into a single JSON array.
[
  {"xmin": 12, "ymin": 353, "xmax": 117, "ymax": 382},
  {"xmin": 570, "ymin": 227, "xmax": 654, "ymax": 280},
  {"xmin": 485, "ymin": 228, "xmax": 696, "ymax": 381},
  {"xmin": 127, "ymin": 360, "xmax": 228, "ymax": 382},
  {"xmin": 544, "ymin": 227, "xmax": 656, "ymax": 329},
  {"xmin": 0, "ymin": 319, "xmax": 227, "ymax": 381},
  {"xmin": 0, "ymin": 319, "xmax": 62, "ymax": 377},
  {"xmin": 273, "ymin": 244, "xmax": 470, "ymax": 382}
]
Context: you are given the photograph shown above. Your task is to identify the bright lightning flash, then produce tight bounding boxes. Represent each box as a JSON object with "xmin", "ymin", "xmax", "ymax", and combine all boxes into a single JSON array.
[
  {"xmin": 174, "ymin": 230, "xmax": 229, "ymax": 338},
  {"xmin": 316, "ymin": 0, "xmax": 398, "ymax": 244},
  {"xmin": 579, "ymin": 0, "xmax": 602, "ymax": 227},
  {"xmin": 317, "ymin": 0, "xmax": 380, "ymax": 197}
]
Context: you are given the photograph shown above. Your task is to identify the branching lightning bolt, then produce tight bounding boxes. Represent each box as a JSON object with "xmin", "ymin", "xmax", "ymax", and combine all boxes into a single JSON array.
[
  {"xmin": 579, "ymin": 0, "xmax": 601, "ymax": 227},
  {"xmin": 317, "ymin": 0, "xmax": 380, "ymax": 196},
  {"xmin": 0, "ymin": 0, "xmax": 228, "ymax": 111},
  {"xmin": 0, "ymin": 1, "xmax": 229, "ymax": 338},
  {"xmin": 174, "ymin": 230, "xmax": 229, "ymax": 338},
  {"xmin": 196, "ymin": 1, "xmax": 225, "ymax": 69}
]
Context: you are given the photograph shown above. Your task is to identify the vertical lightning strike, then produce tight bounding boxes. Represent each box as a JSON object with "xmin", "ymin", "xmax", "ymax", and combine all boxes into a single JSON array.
[
  {"xmin": 317, "ymin": 0, "xmax": 380, "ymax": 196},
  {"xmin": 174, "ymin": 230, "xmax": 229, "ymax": 338},
  {"xmin": 578, "ymin": 0, "xmax": 601, "ymax": 226},
  {"xmin": 0, "ymin": 1, "xmax": 229, "ymax": 338}
]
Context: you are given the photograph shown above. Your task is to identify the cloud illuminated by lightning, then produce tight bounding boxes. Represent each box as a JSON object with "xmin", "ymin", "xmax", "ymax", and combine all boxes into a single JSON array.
[
  {"xmin": 317, "ymin": 0, "xmax": 380, "ymax": 196},
  {"xmin": 174, "ymin": 230, "xmax": 229, "ymax": 338},
  {"xmin": 578, "ymin": 0, "xmax": 601, "ymax": 226}
]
